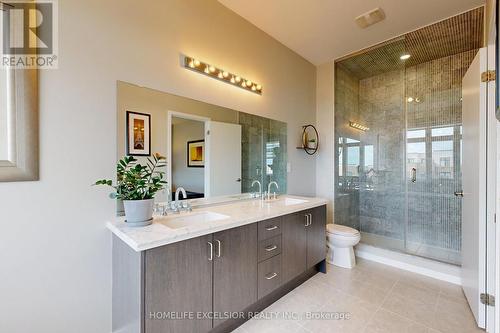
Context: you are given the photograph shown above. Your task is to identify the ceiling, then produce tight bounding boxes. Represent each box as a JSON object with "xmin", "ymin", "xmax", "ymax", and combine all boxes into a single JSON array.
[
  {"xmin": 338, "ymin": 7, "xmax": 484, "ymax": 79},
  {"xmin": 218, "ymin": 0, "xmax": 485, "ymax": 65}
]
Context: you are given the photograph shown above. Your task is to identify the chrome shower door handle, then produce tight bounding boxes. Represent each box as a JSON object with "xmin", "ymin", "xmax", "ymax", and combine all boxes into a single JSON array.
[
  {"xmin": 454, "ymin": 190, "xmax": 464, "ymax": 197},
  {"xmin": 411, "ymin": 168, "xmax": 417, "ymax": 183}
]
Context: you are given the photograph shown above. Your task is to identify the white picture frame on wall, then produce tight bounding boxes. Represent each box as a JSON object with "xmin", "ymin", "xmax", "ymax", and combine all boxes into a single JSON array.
[{"xmin": 0, "ymin": 67, "xmax": 39, "ymax": 182}]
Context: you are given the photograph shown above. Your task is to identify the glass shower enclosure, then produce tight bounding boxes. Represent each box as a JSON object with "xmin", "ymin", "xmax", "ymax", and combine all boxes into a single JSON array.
[{"xmin": 334, "ymin": 8, "xmax": 483, "ymax": 265}]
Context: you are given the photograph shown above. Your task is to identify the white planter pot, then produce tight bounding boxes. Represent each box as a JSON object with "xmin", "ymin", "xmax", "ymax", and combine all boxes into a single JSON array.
[
  {"xmin": 116, "ymin": 199, "xmax": 125, "ymax": 217},
  {"xmin": 123, "ymin": 199, "xmax": 154, "ymax": 226}
]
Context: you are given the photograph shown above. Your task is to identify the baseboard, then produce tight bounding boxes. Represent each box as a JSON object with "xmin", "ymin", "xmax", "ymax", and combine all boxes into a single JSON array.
[{"xmin": 355, "ymin": 243, "xmax": 462, "ymax": 285}]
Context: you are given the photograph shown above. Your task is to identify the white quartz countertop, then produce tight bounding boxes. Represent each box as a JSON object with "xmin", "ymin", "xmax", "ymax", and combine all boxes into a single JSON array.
[{"xmin": 107, "ymin": 195, "xmax": 328, "ymax": 252}]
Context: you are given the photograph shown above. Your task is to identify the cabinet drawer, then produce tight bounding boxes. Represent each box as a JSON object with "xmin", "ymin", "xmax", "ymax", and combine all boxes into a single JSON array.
[
  {"xmin": 258, "ymin": 255, "xmax": 282, "ymax": 299},
  {"xmin": 258, "ymin": 217, "xmax": 282, "ymax": 240},
  {"xmin": 258, "ymin": 235, "xmax": 282, "ymax": 262}
]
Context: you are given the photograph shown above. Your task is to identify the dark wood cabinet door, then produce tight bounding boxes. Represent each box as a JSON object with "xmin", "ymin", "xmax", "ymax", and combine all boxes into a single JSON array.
[
  {"xmin": 213, "ymin": 223, "xmax": 258, "ymax": 328},
  {"xmin": 307, "ymin": 205, "xmax": 327, "ymax": 267},
  {"xmin": 144, "ymin": 235, "xmax": 213, "ymax": 333},
  {"xmin": 282, "ymin": 212, "xmax": 307, "ymax": 283}
]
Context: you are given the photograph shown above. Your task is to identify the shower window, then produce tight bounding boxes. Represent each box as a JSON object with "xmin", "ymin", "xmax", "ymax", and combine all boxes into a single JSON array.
[
  {"xmin": 364, "ymin": 145, "xmax": 374, "ymax": 170},
  {"xmin": 346, "ymin": 146, "xmax": 360, "ymax": 177}
]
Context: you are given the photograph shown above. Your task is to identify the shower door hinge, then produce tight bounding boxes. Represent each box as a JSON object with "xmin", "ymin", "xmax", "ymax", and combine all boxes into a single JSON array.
[
  {"xmin": 480, "ymin": 293, "xmax": 495, "ymax": 306},
  {"xmin": 481, "ymin": 70, "xmax": 496, "ymax": 82}
]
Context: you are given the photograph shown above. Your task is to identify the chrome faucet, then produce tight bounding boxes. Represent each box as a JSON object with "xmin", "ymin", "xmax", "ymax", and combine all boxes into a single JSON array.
[
  {"xmin": 167, "ymin": 187, "xmax": 191, "ymax": 213},
  {"xmin": 175, "ymin": 187, "xmax": 187, "ymax": 202},
  {"xmin": 267, "ymin": 181, "xmax": 279, "ymax": 200},
  {"xmin": 251, "ymin": 180, "xmax": 262, "ymax": 198}
]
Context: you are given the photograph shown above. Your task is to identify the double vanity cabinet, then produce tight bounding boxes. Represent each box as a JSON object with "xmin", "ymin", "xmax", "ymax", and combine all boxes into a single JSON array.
[{"xmin": 111, "ymin": 201, "xmax": 326, "ymax": 333}]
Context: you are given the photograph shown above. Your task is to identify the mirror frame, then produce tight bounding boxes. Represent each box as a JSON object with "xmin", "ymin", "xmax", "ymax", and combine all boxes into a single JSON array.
[{"xmin": 0, "ymin": 67, "xmax": 39, "ymax": 182}]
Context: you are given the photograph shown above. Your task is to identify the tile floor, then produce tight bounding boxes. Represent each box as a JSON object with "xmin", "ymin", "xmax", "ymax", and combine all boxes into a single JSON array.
[{"xmin": 233, "ymin": 259, "xmax": 483, "ymax": 333}]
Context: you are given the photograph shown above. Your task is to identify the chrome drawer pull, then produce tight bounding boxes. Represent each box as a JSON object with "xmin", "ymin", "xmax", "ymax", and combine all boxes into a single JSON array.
[
  {"xmin": 265, "ymin": 272, "xmax": 278, "ymax": 280},
  {"xmin": 265, "ymin": 245, "xmax": 278, "ymax": 252},
  {"xmin": 265, "ymin": 225, "xmax": 278, "ymax": 231}
]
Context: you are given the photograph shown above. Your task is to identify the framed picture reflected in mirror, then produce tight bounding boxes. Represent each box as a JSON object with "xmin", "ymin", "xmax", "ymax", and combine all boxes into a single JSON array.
[
  {"xmin": 187, "ymin": 140, "xmax": 204, "ymax": 167},
  {"xmin": 126, "ymin": 111, "xmax": 151, "ymax": 156}
]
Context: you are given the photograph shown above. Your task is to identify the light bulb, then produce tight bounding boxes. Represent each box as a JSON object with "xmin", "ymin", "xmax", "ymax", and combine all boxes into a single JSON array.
[
  {"xmin": 246, "ymin": 80, "xmax": 252, "ymax": 86},
  {"xmin": 209, "ymin": 66, "xmax": 216, "ymax": 73},
  {"xmin": 235, "ymin": 76, "xmax": 241, "ymax": 83},
  {"xmin": 407, "ymin": 97, "xmax": 413, "ymax": 103},
  {"xmin": 256, "ymin": 84, "xmax": 262, "ymax": 90},
  {"xmin": 218, "ymin": 72, "xmax": 223, "ymax": 78},
  {"xmin": 193, "ymin": 59, "xmax": 200, "ymax": 66},
  {"xmin": 251, "ymin": 85, "xmax": 256, "ymax": 91},
  {"xmin": 188, "ymin": 61, "xmax": 195, "ymax": 68},
  {"xmin": 222, "ymin": 71, "xmax": 229, "ymax": 78},
  {"xmin": 230, "ymin": 76, "xmax": 236, "ymax": 83},
  {"xmin": 242, "ymin": 81, "xmax": 247, "ymax": 88},
  {"xmin": 400, "ymin": 54, "xmax": 411, "ymax": 60}
]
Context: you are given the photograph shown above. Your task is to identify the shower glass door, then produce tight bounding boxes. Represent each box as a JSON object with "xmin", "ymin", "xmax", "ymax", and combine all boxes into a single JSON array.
[
  {"xmin": 335, "ymin": 38, "xmax": 407, "ymax": 254},
  {"xmin": 334, "ymin": 7, "xmax": 483, "ymax": 265},
  {"xmin": 404, "ymin": 51, "xmax": 474, "ymax": 264}
]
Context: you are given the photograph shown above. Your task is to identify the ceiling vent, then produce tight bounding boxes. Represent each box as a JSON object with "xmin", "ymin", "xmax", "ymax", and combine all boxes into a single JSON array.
[{"xmin": 355, "ymin": 8, "xmax": 386, "ymax": 29}]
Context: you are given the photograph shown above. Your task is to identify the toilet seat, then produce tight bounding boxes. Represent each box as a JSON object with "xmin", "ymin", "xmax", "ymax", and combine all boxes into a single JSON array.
[{"xmin": 326, "ymin": 224, "xmax": 359, "ymax": 237}]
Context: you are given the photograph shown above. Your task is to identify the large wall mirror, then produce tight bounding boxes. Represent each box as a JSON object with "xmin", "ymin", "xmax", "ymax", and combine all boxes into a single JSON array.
[{"xmin": 117, "ymin": 81, "xmax": 287, "ymax": 202}]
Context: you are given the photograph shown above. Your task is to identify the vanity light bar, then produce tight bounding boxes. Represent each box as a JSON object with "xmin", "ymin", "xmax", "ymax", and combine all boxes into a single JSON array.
[
  {"xmin": 349, "ymin": 121, "xmax": 370, "ymax": 131},
  {"xmin": 183, "ymin": 56, "xmax": 262, "ymax": 95}
]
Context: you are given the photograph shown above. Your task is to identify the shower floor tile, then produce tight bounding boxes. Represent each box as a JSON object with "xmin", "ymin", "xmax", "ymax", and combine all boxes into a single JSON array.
[{"xmin": 233, "ymin": 259, "xmax": 483, "ymax": 333}]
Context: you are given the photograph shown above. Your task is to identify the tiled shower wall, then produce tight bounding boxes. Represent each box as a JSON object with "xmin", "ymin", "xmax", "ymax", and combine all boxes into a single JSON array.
[
  {"xmin": 335, "ymin": 49, "xmax": 477, "ymax": 264},
  {"xmin": 239, "ymin": 112, "xmax": 287, "ymax": 195},
  {"xmin": 357, "ymin": 67, "xmax": 406, "ymax": 244},
  {"xmin": 334, "ymin": 66, "xmax": 361, "ymax": 229}
]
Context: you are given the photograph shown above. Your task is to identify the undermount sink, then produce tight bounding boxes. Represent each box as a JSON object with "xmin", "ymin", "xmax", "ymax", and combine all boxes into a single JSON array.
[
  {"xmin": 158, "ymin": 211, "xmax": 229, "ymax": 229},
  {"xmin": 266, "ymin": 197, "xmax": 309, "ymax": 206},
  {"xmin": 282, "ymin": 198, "xmax": 309, "ymax": 206}
]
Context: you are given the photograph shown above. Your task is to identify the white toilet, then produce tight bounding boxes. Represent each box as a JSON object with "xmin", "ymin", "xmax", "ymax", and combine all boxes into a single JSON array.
[{"xmin": 326, "ymin": 224, "xmax": 361, "ymax": 269}]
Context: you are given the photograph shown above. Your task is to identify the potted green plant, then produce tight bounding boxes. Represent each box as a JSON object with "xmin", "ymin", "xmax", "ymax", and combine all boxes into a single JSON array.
[
  {"xmin": 307, "ymin": 138, "xmax": 317, "ymax": 149},
  {"xmin": 94, "ymin": 154, "xmax": 167, "ymax": 226}
]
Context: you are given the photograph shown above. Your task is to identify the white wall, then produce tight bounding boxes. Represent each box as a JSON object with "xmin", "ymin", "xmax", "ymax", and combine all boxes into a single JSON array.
[
  {"xmin": 315, "ymin": 62, "xmax": 335, "ymax": 222},
  {"xmin": 172, "ymin": 119, "xmax": 205, "ymax": 193},
  {"xmin": 0, "ymin": 1, "xmax": 316, "ymax": 332}
]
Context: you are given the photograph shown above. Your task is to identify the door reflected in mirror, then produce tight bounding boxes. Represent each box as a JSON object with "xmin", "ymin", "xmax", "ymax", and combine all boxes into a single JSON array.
[{"xmin": 117, "ymin": 81, "xmax": 287, "ymax": 204}]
